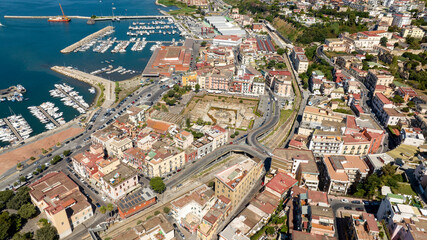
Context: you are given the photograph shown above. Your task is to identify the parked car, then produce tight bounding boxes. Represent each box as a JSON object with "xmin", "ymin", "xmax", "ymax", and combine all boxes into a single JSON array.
[
  {"xmin": 351, "ymin": 200, "xmax": 361, "ymax": 204},
  {"xmin": 356, "ymin": 207, "xmax": 364, "ymax": 211},
  {"xmin": 341, "ymin": 199, "xmax": 349, "ymax": 203},
  {"xmin": 344, "ymin": 206, "xmax": 352, "ymax": 210}
]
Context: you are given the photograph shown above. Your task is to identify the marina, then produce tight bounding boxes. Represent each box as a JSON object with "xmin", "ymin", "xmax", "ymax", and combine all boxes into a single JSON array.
[
  {"xmin": 0, "ymin": 85, "xmax": 26, "ymax": 102},
  {"xmin": 50, "ymin": 83, "xmax": 89, "ymax": 114},
  {"xmin": 61, "ymin": 26, "xmax": 115, "ymax": 54},
  {"xmin": 0, "ymin": 115, "xmax": 33, "ymax": 143},
  {"xmin": 28, "ymin": 102, "xmax": 65, "ymax": 130}
]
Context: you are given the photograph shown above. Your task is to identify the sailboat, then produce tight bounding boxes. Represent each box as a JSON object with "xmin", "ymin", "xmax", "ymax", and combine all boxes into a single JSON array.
[
  {"xmin": 0, "ymin": 22, "xmax": 3, "ymax": 27},
  {"xmin": 48, "ymin": 3, "xmax": 71, "ymax": 22}
]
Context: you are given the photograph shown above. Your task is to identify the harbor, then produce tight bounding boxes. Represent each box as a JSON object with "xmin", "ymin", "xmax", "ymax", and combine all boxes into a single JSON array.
[
  {"xmin": 51, "ymin": 66, "xmax": 115, "ymax": 108},
  {"xmin": 0, "ymin": 115, "xmax": 33, "ymax": 143},
  {"xmin": 50, "ymin": 83, "xmax": 89, "ymax": 114},
  {"xmin": 0, "ymin": 85, "xmax": 26, "ymax": 102},
  {"xmin": 61, "ymin": 26, "xmax": 115, "ymax": 54},
  {"xmin": 28, "ymin": 102, "xmax": 65, "ymax": 130}
]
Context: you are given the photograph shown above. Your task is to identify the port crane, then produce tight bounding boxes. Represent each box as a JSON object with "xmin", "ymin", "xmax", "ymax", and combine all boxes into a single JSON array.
[{"xmin": 48, "ymin": 3, "xmax": 71, "ymax": 22}]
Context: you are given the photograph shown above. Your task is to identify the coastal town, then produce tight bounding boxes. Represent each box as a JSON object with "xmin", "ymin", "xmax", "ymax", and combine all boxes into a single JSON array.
[{"xmin": 1, "ymin": 0, "xmax": 427, "ymax": 240}]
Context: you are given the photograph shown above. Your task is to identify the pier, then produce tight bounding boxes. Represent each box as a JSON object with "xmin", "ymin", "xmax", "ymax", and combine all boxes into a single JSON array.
[
  {"xmin": 3, "ymin": 118, "xmax": 23, "ymax": 142},
  {"xmin": 61, "ymin": 26, "xmax": 114, "ymax": 54},
  {"xmin": 56, "ymin": 88, "xmax": 88, "ymax": 111},
  {"xmin": 4, "ymin": 15, "xmax": 90, "ymax": 20},
  {"xmin": 36, "ymin": 107, "xmax": 60, "ymax": 127},
  {"xmin": 51, "ymin": 66, "xmax": 115, "ymax": 108}
]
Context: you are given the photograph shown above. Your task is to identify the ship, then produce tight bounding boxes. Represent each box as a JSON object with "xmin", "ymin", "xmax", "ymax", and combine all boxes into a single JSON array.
[{"xmin": 48, "ymin": 3, "xmax": 71, "ymax": 22}]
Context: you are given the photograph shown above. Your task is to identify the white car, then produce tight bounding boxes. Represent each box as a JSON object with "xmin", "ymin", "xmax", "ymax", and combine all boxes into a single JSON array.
[{"xmin": 341, "ymin": 199, "xmax": 349, "ymax": 203}]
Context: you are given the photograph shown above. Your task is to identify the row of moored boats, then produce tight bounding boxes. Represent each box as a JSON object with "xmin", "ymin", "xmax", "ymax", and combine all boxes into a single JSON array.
[{"xmin": 50, "ymin": 83, "xmax": 89, "ymax": 114}]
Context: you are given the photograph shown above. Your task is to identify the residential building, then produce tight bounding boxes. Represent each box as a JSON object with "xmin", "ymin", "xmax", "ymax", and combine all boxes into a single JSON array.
[
  {"xmin": 290, "ymin": 47, "xmax": 309, "ymax": 74},
  {"xmin": 401, "ymin": 26, "xmax": 425, "ymax": 39},
  {"xmin": 325, "ymin": 38, "xmax": 347, "ymax": 52},
  {"xmin": 182, "ymin": 72, "xmax": 198, "ymax": 89},
  {"xmin": 365, "ymin": 70, "xmax": 394, "ymax": 92},
  {"xmin": 197, "ymin": 196, "xmax": 232, "ymax": 240},
  {"xmin": 215, "ymin": 158, "xmax": 263, "ymax": 207},
  {"xmin": 132, "ymin": 214, "xmax": 175, "ymax": 240},
  {"xmin": 365, "ymin": 153, "xmax": 395, "ymax": 173},
  {"xmin": 377, "ymin": 194, "xmax": 421, "ymax": 222},
  {"xmin": 302, "ymin": 106, "xmax": 344, "ymax": 125},
  {"xmin": 171, "ymin": 185, "xmax": 215, "ymax": 233},
  {"xmin": 173, "ymin": 130, "xmax": 194, "ymax": 149},
  {"xmin": 144, "ymin": 148, "xmax": 186, "ymax": 178},
  {"xmin": 105, "ymin": 137, "xmax": 133, "ymax": 158},
  {"xmin": 397, "ymin": 87, "xmax": 417, "ymax": 102},
  {"xmin": 265, "ymin": 172, "xmax": 298, "ymax": 198},
  {"xmin": 322, "ymin": 155, "xmax": 369, "ymax": 195},
  {"xmin": 100, "ymin": 163, "xmax": 139, "ymax": 200},
  {"xmin": 309, "ymin": 122, "xmax": 345, "ymax": 155},
  {"xmin": 117, "ymin": 188, "xmax": 156, "ymax": 219},
  {"xmin": 202, "ymin": 125, "xmax": 228, "ymax": 149},
  {"xmin": 400, "ymin": 127, "xmax": 425, "ymax": 147},
  {"xmin": 126, "ymin": 105, "xmax": 149, "ymax": 125},
  {"xmin": 392, "ymin": 13, "xmax": 411, "ymax": 28},
  {"xmin": 348, "ymin": 213, "xmax": 380, "ymax": 240},
  {"xmin": 29, "ymin": 172, "xmax": 93, "ymax": 238}
]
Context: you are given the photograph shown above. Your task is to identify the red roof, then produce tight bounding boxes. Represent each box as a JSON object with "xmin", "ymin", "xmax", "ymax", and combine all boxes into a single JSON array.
[
  {"xmin": 214, "ymin": 35, "xmax": 242, "ymax": 42},
  {"xmin": 375, "ymin": 92, "xmax": 392, "ymax": 105},
  {"xmin": 269, "ymin": 70, "xmax": 291, "ymax": 76},
  {"xmin": 354, "ymin": 105, "xmax": 364, "ymax": 114},
  {"xmin": 398, "ymin": 87, "xmax": 417, "ymax": 97},
  {"xmin": 266, "ymin": 172, "xmax": 298, "ymax": 195}
]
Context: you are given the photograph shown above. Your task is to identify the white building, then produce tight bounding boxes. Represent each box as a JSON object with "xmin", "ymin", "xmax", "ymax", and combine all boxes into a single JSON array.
[{"xmin": 212, "ymin": 35, "xmax": 242, "ymax": 47}]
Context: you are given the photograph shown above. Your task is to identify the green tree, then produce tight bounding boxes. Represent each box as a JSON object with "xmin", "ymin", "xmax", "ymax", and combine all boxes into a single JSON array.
[
  {"xmin": 99, "ymin": 206, "xmax": 107, "ymax": 214},
  {"xmin": 167, "ymin": 90, "xmax": 175, "ymax": 98},
  {"xmin": 265, "ymin": 226, "xmax": 275, "ymax": 235},
  {"xmin": 150, "ymin": 177, "xmax": 166, "ymax": 193},
  {"xmin": 186, "ymin": 118, "xmax": 191, "ymax": 128},
  {"xmin": 195, "ymin": 84, "xmax": 200, "ymax": 93},
  {"xmin": 0, "ymin": 190, "xmax": 14, "ymax": 204},
  {"xmin": 106, "ymin": 203, "xmax": 114, "ymax": 212},
  {"xmin": 201, "ymin": 41, "xmax": 207, "ymax": 47},
  {"xmin": 19, "ymin": 176, "xmax": 26, "ymax": 183},
  {"xmin": 12, "ymin": 232, "xmax": 33, "ymax": 240},
  {"xmin": 18, "ymin": 203, "xmax": 37, "ymax": 219},
  {"xmin": 163, "ymin": 207, "xmax": 170, "ymax": 214},
  {"xmin": 280, "ymin": 224, "xmax": 288, "ymax": 233},
  {"xmin": 63, "ymin": 150, "xmax": 71, "ymax": 156},
  {"xmin": 38, "ymin": 218, "xmax": 49, "ymax": 228},
  {"xmin": 277, "ymin": 48, "xmax": 285, "ymax": 55},
  {"xmin": 392, "ymin": 95, "xmax": 404, "ymax": 104},
  {"xmin": 382, "ymin": 164, "xmax": 397, "ymax": 177},
  {"xmin": 380, "ymin": 37, "xmax": 388, "ymax": 47},
  {"xmin": 0, "ymin": 211, "xmax": 12, "ymax": 240},
  {"xmin": 35, "ymin": 226, "xmax": 58, "ymax": 240},
  {"xmin": 154, "ymin": 210, "xmax": 160, "ymax": 215},
  {"xmin": 6, "ymin": 187, "xmax": 30, "ymax": 210}
]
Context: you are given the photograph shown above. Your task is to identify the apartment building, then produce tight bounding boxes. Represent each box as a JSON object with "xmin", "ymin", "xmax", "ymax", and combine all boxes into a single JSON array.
[
  {"xmin": 401, "ymin": 26, "xmax": 425, "ymax": 39},
  {"xmin": 265, "ymin": 172, "xmax": 298, "ymax": 198},
  {"xmin": 29, "ymin": 172, "xmax": 93, "ymax": 238},
  {"xmin": 197, "ymin": 196, "xmax": 232, "ymax": 240},
  {"xmin": 144, "ymin": 148, "xmax": 186, "ymax": 178},
  {"xmin": 348, "ymin": 213, "xmax": 380, "ymax": 240},
  {"xmin": 202, "ymin": 125, "xmax": 228, "ymax": 149},
  {"xmin": 215, "ymin": 158, "xmax": 263, "ymax": 207},
  {"xmin": 377, "ymin": 194, "xmax": 419, "ymax": 222},
  {"xmin": 290, "ymin": 47, "xmax": 309, "ymax": 74},
  {"xmin": 105, "ymin": 137, "xmax": 133, "ymax": 158},
  {"xmin": 171, "ymin": 185, "xmax": 216, "ymax": 233},
  {"xmin": 182, "ymin": 72, "xmax": 198, "ymax": 89},
  {"xmin": 100, "ymin": 163, "xmax": 139, "ymax": 200},
  {"xmin": 365, "ymin": 70, "xmax": 394, "ymax": 92},
  {"xmin": 401, "ymin": 127, "xmax": 425, "ymax": 147},
  {"xmin": 173, "ymin": 130, "xmax": 194, "ymax": 149},
  {"xmin": 212, "ymin": 35, "xmax": 242, "ymax": 47},
  {"xmin": 302, "ymin": 106, "xmax": 344, "ymax": 125},
  {"xmin": 322, "ymin": 155, "xmax": 369, "ymax": 195},
  {"xmin": 309, "ymin": 122, "xmax": 345, "ymax": 155},
  {"xmin": 392, "ymin": 13, "xmax": 411, "ymax": 28},
  {"xmin": 131, "ymin": 214, "xmax": 175, "ymax": 240},
  {"xmin": 325, "ymin": 38, "xmax": 347, "ymax": 52}
]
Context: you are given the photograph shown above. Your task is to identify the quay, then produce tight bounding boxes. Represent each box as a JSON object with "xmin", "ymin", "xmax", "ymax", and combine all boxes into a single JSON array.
[
  {"xmin": 51, "ymin": 66, "xmax": 115, "ymax": 108},
  {"xmin": 36, "ymin": 106, "xmax": 60, "ymax": 127},
  {"xmin": 4, "ymin": 15, "xmax": 90, "ymax": 19},
  {"xmin": 61, "ymin": 26, "xmax": 114, "ymax": 54},
  {"xmin": 3, "ymin": 118, "xmax": 23, "ymax": 142},
  {"xmin": 93, "ymin": 15, "xmax": 171, "ymax": 21}
]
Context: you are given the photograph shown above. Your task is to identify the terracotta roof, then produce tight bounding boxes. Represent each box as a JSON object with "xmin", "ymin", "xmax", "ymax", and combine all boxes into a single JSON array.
[
  {"xmin": 375, "ymin": 92, "xmax": 392, "ymax": 105},
  {"xmin": 266, "ymin": 172, "xmax": 298, "ymax": 195},
  {"xmin": 146, "ymin": 118, "xmax": 171, "ymax": 133}
]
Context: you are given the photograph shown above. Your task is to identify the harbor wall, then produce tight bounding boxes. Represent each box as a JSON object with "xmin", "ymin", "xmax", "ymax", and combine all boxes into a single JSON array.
[
  {"xmin": 60, "ymin": 26, "xmax": 114, "ymax": 54},
  {"xmin": 51, "ymin": 66, "xmax": 115, "ymax": 108},
  {"xmin": 4, "ymin": 15, "xmax": 90, "ymax": 19}
]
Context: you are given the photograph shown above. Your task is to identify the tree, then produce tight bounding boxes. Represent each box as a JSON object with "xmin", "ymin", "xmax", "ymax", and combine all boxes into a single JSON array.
[
  {"xmin": 7, "ymin": 187, "xmax": 30, "ymax": 210},
  {"xmin": 201, "ymin": 41, "xmax": 207, "ymax": 47},
  {"xmin": 163, "ymin": 207, "xmax": 170, "ymax": 214},
  {"xmin": 12, "ymin": 232, "xmax": 33, "ymax": 240},
  {"xmin": 19, "ymin": 176, "xmax": 26, "ymax": 183},
  {"xmin": 186, "ymin": 118, "xmax": 191, "ymax": 128},
  {"xmin": 167, "ymin": 90, "xmax": 175, "ymax": 98},
  {"xmin": 392, "ymin": 95, "xmax": 404, "ymax": 104},
  {"xmin": 380, "ymin": 37, "xmax": 388, "ymax": 47},
  {"xmin": 154, "ymin": 210, "xmax": 160, "ymax": 215},
  {"xmin": 18, "ymin": 203, "xmax": 36, "ymax": 219},
  {"xmin": 280, "ymin": 224, "xmax": 288, "ymax": 233},
  {"xmin": 150, "ymin": 177, "xmax": 166, "ymax": 193},
  {"xmin": 38, "ymin": 218, "xmax": 49, "ymax": 228},
  {"xmin": 0, "ymin": 211, "xmax": 12, "ymax": 240},
  {"xmin": 195, "ymin": 84, "xmax": 200, "ymax": 93},
  {"xmin": 265, "ymin": 226, "xmax": 275, "ymax": 236},
  {"xmin": 382, "ymin": 164, "xmax": 397, "ymax": 177},
  {"xmin": 35, "ymin": 226, "xmax": 58, "ymax": 240},
  {"xmin": 0, "ymin": 190, "xmax": 14, "ymax": 204},
  {"xmin": 16, "ymin": 163, "xmax": 22, "ymax": 168},
  {"xmin": 277, "ymin": 48, "xmax": 285, "ymax": 55},
  {"xmin": 99, "ymin": 206, "xmax": 107, "ymax": 214},
  {"xmin": 106, "ymin": 203, "xmax": 114, "ymax": 212},
  {"xmin": 63, "ymin": 150, "xmax": 71, "ymax": 156}
]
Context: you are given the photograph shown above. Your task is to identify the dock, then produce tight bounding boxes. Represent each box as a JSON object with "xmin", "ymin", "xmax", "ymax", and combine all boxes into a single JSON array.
[
  {"xmin": 51, "ymin": 66, "xmax": 115, "ymax": 108},
  {"xmin": 56, "ymin": 88, "xmax": 88, "ymax": 111},
  {"xmin": 4, "ymin": 15, "xmax": 90, "ymax": 19},
  {"xmin": 3, "ymin": 118, "xmax": 23, "ymax": 142},
  {"xmin": 61, "ymin": 26, "xmax": 114, "ymax": 54},
  {"xmin": 93, "ymin": 15, "xmax": 171, "ymax": 21},
  {"xmin": 36, "ymin": 107, "xmax": 60, "ymax": 127}
]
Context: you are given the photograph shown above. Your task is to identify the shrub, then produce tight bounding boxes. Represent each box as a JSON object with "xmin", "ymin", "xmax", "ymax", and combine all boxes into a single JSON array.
[
  {"xmin": 154, "ymin": 210, "xmax": 160, "ymax": 216},
  {"xmin": 163, "ymin": 207, "xmax": 170, "ymax": 214}
]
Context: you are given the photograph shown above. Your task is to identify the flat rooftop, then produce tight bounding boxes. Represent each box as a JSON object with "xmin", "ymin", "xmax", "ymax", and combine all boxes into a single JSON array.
[{"xmin": 216, "ymin": 158, "xmax": 257, "ymax": 190}]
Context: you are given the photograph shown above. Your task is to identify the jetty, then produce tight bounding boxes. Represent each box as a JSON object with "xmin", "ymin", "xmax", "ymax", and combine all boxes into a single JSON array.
[
  {"xmin": 4, "ymin": 15, "xmax": 90, "ymax": 19},
  {"xmin": 61, "ymin": 26, "xmax": 114, "ymax": 53},
  {"xmin": 51, "ymin": 66, "xmax": 115, "ymax": 108},
  {"xmin": 36, "ymin": 106, "xmax": 60, "ymax": 127},
  {"xmin": 56, "ymin": 88, "xmax": 88, "ymax": 111},
  {"xmin": 2, "ymin": 118, "xmax": 23, "ymax": 142}
]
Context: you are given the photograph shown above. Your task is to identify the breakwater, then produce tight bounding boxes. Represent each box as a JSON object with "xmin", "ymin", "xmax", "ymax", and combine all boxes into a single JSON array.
[
  {"xmin": 51, "ymin": 66, "xmax": 115, "ymax": 108},
  {"xmin": 60, "ymin": 26, "xmax": 114, "ymax": 54}
]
